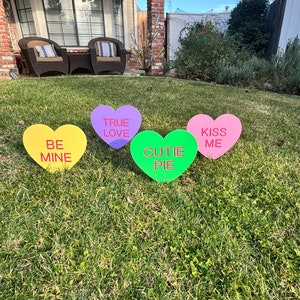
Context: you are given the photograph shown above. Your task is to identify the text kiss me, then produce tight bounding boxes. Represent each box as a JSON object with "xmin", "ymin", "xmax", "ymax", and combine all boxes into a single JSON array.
[{"xmin": 202, "ymin": 127, "xmax": 227, "ymax": 148}]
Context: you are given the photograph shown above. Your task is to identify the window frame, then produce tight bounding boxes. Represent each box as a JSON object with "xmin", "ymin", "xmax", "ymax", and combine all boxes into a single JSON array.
[
  {"xmin": 42, "ymin": 0, "xmax": 106, "ymax": 47},
  {"xmin": 15, "ymin": 0, "xmax": 37, "ymax": 37}
]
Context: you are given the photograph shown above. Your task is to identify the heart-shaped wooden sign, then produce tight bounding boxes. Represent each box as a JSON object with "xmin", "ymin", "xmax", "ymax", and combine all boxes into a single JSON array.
[
  {"xmin": 91, "ymin": 105, "xmax": 142, "ymax": 150},
  {"xmin": 23, "ymin": 124, "xmax": 87, "ymax": 173},
  {"xmin": 187, "ymin": 114, "xmax": 242, "ymax": 159},
  {"xmin": 130, "ymin": 130, "xmax": 198, "ymax": 183}
]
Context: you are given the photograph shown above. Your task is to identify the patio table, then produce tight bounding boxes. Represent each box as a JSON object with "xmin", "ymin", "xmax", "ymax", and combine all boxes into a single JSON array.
[{"xmin": 68, "ymin": 52, "xmax": 93, "ymax": 74}]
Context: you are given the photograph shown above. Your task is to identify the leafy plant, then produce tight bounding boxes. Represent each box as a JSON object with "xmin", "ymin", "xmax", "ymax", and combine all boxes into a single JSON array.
[
  {"xmin": 174, "ymin": 22, "xmax": 225, "ymax": 81},
  {"xmin": 217, "ymin": 56, "xmax": 272, "ymax": 87},
  {"xmin": 271, "ymin": 37, "xmax": 300, "ymax": 94},
  {"xmin": 216, "ymin": 37, "xmax": 300, "ymax": 94},
  {"xmin": 174, "ymin": 22, "xmax": 249, "ymax": 81}
]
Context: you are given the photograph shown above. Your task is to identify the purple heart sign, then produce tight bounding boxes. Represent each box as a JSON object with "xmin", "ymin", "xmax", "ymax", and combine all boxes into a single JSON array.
[{"xmin": 91, "ymin": 105, "xmax": 142, "ymax": 149}]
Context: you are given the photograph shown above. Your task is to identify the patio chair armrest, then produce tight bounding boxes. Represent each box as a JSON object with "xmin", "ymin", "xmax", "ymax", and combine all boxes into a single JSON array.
[
  {"xmin": 27, "ymin": 48, "xmax": 38, "ymax": 63},
  {"xmin": 89, "ymin": 48, "xmax": 97, "ymax": 64},
  {"xmin": 118, "ymin": 48, "xmax": 127, "ymax": 58},
  {"xmin": 55, "ymin": 47, "xmax": 68, "ymax": 59}
]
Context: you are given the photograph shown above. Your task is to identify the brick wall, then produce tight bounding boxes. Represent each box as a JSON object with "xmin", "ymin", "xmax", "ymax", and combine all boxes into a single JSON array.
[
  {"xmin": 147, "ymin": 0, "xmax": 165, "ymax": 75},
  {"xmin": 0, "ymin": 0, "xmax": 17, "ymax": 79}
]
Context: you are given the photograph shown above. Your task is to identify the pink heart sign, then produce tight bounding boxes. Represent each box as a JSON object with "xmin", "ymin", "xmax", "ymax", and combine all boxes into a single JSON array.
[
  {"xmin": 91, "ymin": 105, "xmax": 142, "ymax": 149},
  {"xmin": 187, "ymin": 114, "xmax": 242, "ymax": 159}
]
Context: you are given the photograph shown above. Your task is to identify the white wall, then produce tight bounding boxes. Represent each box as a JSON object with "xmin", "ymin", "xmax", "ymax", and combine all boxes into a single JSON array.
[
  {"xmin": 166, "ymin": 12, "xmax": 230, "ymax": 61},
  {"xmin": 278, "ymin": 0, "xmax": 300, "ymax": 51}
]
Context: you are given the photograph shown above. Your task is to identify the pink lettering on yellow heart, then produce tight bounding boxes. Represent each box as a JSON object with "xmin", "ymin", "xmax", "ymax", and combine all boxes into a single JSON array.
[{"xmin": 23, "ymin": 124, "xmax": 87, "ymax": 173}]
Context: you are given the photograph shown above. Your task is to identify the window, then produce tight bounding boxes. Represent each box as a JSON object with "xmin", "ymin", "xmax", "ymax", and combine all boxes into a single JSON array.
[
  {"xmin": 15, "ymin": 0, "xmax": 36, "ymax": 36},
  {"xmin": 74, "ymin": 0, "xmax": 105, "ymax": 45},
  {"xmin": 43, "ymin": 0, "xmax": 104, "ymax": 46},
  {"xmin": 113, "ymin": 0, "xmax": 124, "ymax": 42}
]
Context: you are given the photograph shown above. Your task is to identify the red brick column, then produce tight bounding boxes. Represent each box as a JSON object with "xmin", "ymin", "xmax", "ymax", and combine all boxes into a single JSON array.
[
  {"xmin": 147, "ymin": 0, "xmax": 165, "ymax": 75},
  {"xmin": 0, "ymin": 0, "xmax": 17, "ymax": 79}
]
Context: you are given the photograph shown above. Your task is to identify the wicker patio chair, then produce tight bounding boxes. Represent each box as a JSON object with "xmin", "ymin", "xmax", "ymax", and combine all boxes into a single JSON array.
[
  {"xmin": 88, "ymin": 37, "xmax": 126, "ymax": 75},
  {"xmin": 18, "ymin": 37, "xmax": 69, "ymax": 77}
]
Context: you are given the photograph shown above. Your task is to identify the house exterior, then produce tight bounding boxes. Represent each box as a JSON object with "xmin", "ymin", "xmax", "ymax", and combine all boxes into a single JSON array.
[
  {"xmin": 0, "ymin": 0, "xmax": 137, "ymax": 78},
  {"xmin": 267, "ymin": 0, "xmax": 300, "ymax": 58},
  {"xmin": 7, "ymin": 0, "xmax": 137, "ymax": 48},
  {"xmin": 278, "ymin": 0, "xmax": 300, "ymax": 50},
  {"xmin": 0, "ymin": 1, "xmax": 16, "ymax": 78},
  {"xmin": 1, "ymin": 0, "xmax": 300, "ymax": 78},
  {"xmin": 0, "ymin": 0, "xmax": 166, "ymax": 78},
  {"xmin": 3, "ymin": 0, "xmax": 300, "ymax": 79}
]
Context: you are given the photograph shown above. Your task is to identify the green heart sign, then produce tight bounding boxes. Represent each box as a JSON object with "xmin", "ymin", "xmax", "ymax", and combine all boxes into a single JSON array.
[{"xmin": 130, "ymin": 130, "xmax": 198, "ymax": 183}]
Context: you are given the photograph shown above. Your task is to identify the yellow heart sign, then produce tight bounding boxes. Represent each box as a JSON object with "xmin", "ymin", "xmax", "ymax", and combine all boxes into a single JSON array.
[{"xmin": 23, "ymin": 124, "xmax": 87, "ymax": 173}]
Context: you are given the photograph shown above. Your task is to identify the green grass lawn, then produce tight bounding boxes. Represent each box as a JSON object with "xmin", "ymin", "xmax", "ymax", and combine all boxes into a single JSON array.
[{"xmin": 0, "ymin": 76, "xmax": 299, "ymax": 299}]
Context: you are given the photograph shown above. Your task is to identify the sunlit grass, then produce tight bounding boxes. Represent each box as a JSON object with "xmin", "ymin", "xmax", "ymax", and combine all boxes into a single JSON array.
[{"xmin": 0, "ymin": 76, "xmax": 299, "ymax": 299}]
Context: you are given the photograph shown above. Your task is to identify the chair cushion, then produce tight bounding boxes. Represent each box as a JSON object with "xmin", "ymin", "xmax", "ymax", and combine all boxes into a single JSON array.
[
  {"xmin": 35, "ymin": 44, "xmax": 58, "ymax": 58},
  {"xmin": 96, "ymin": 56, "xmax": 121, "ymax": 62},
  {"xmin": 27, "ymin": 40, "xmax": 50, "ymax": 47},
  {"xmin": 36, "ymin": 56, "xmax": 63, "ymax": 62},
  {"xmin": 96, "ymin": 42, "xmax": 116, "ymax": 57}
]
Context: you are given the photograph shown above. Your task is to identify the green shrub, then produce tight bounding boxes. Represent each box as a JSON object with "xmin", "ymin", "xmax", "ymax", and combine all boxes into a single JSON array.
[
  {"xmin": 216, "ymin": 38, "xmax": 300, "ymax": 94},
  {"xmin": 217, "ymin": 56, "xmax": 272, "ymax": 87},
  {"xmin": 217, "ymin": 59, "xmax": 255, "ymax": 87},
  {"xmin": 174, "ymin": 22, "xmax": 252, "ymax": 81},
  {"xmin": 174, "ymin": 22, "xmax": 227, "ymax": 81},
  {"xmin": 173, "ymin": 22, "xmax": 300, "ymax": 95},
  {"xmin": 271, "ymin": 37, "xmax": 300, "ymax": 94}
]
